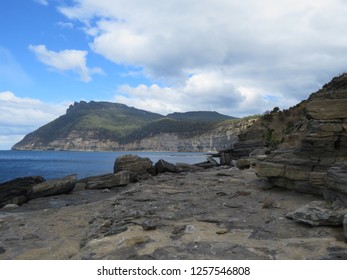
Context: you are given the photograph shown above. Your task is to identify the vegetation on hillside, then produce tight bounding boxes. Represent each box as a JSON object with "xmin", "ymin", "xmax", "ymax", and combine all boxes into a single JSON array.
[{"xmin": 13, "ymin": 101, "xmax": 241, "ymax": 148}]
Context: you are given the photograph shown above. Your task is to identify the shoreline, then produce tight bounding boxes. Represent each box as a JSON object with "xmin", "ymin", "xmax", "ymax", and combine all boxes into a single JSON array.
[{"xmin": 1, "ymin": 166, "xmax": 346, "ymax": 260}]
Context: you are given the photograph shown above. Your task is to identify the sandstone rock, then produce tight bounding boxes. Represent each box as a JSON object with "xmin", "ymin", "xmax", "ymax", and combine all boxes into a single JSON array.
[
  {"xmin": 256, "ymin": 74, "xmax": 347, "ymax": 198},
  {"xmin": 155, "ymin": 159, "xmax": 179, "ymax": 174},
  {"xmin": 0, "ymin": 176, "xmax": 45, "ymax": 207},
  {"xmin": 306, "ymin": 99, "xmax": 347, "ymax": 120},
  {"xmin": 31, "ymin": 175, "xmax": 77, "ymax": 199},
  {"xmin": 256, "ymin": 161, "xmax": 285, "ymax": 178},
  {"xmin": 114, "ymin": 155, "xmax": 153, "ymax": 182},
  {"xmin": 75, "ymin": 171, "xmax": 130, "ymax": 190},
  {"xmin": 287, "ymin": 201, "xmax": 347, "ymax": 226}
]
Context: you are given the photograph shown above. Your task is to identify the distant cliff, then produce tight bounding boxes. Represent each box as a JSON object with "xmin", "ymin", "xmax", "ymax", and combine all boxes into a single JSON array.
[{"xmin": 12, "ymin": 101, "xmax": 256, "ymax": 152}]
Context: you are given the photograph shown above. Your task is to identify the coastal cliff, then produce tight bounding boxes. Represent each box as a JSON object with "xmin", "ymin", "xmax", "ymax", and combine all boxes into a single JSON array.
[{"xmin": 12, "ymin": 101, "xmax": 255, "ymax": 152}]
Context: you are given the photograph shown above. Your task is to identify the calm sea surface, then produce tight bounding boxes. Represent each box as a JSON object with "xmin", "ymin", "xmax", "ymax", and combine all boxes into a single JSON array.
[{"xmin": 0, "ymin": 150, "xmax": 208, "ymax": 183}]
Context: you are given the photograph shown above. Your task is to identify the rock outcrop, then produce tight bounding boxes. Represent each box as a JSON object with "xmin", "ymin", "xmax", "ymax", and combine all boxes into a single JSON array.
[
  {"xmin": 1, "ymin": 167, "xmax": 347, "ymax": 260},
  {"xmin": 114, "ymin": 155, "xmax": 154, "ymax": 182},
  {"xmin": 74, "ymin": 171, "xmax": 130, "ymax": 190},
  {"xmin": 0, "ymin": 176, "xmax": 45, "ymax": 207},
  {"xmin": 30, "ymin": 175, "xmax": 77, "ymax": 199},
  {"xmin": 0, "ymin": 175, "xmax": 77, "ymax": 208},
  {"xmin": 256, "ymin": 74, "xmax": 347, "ymax": 206},
  {"xmin": 287, "ymin": 201, "xmax": 347, "ymax": 226}
]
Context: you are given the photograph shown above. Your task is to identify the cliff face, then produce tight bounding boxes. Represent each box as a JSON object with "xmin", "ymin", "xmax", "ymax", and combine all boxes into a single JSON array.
[
  {"xmin": 256, "ymin": 73, "xmax": 347, "ymax": 205},
  {"xmin": 13, "ymin": 119, "xmax": 256, "ymax": 152},
  {"xmin": 12, "ymin": 101, "xmax": 250, "ymax": 152}
]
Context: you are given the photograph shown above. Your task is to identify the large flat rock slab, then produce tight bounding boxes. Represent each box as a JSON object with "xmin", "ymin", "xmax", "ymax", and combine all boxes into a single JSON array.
[{"xmin": 1, "ymin": 168, "xmax": 346, "ymax": 260}]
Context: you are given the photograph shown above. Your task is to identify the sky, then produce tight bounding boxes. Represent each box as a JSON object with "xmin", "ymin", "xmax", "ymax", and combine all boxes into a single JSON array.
[{"xmin": 1, "ymin": 0, "xmax": 347, "ymax": 150}]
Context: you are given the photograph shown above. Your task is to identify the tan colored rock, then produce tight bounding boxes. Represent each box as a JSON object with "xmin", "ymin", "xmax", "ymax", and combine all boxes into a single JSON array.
[
  {"xmin": 307, "ymin": 99, "xmax": 347, "ymax": 120},
  {"xmin": 256, "ymin": 161, "xmax": 285, "ymax": 178}
]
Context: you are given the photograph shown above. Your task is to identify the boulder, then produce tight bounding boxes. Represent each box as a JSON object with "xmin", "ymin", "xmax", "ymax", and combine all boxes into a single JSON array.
[
  {"xmin": 0, "ymin": 176, "xmax": 45, "ymax": 207},
  {"xmin": 344, "ymin": 214, "xmax": 347, "ymax": 243},
  {"xmin": 287, "ymin": 201, "xmax": 347, "ymax": 226},
  {"xmin": 155, "ymin": 159, "xmax": 179, "ymax": 174},
  {"xmin": 75, "ymin": 171, "xmax": 130, "ymax": 190},
  {"xmin": 236, "ymin": 157, "xmax": 256, "ymax": 170},
  {"xmin": 114, "ymin": 154, "xmax": 153, "ymax": 182},
  {"xmin": 30, "ymin": 175, "xmax": 77, "ymax": 199}
]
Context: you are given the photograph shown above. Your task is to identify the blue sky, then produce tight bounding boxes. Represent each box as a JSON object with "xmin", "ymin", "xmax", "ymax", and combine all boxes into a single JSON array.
[{"xmin": 1, "ymin": 0, "xmax": 347, "ymax": 149}]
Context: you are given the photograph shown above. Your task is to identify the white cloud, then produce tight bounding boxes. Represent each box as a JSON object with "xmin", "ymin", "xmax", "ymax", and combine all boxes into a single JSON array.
[
  {"xmin": 114, "ymin": 70, "xmax": 292, "ymax": 117},
  {"xmin": 0, "ymin": 91, "xmax": 68, "ymax": 150},
  {"xmin": 59, "ymin": 0, "xmax": 347, "ymax": 114},
  {"xmin": 29, "ymin": 44, "xmax": 103, "ymax": 82}
]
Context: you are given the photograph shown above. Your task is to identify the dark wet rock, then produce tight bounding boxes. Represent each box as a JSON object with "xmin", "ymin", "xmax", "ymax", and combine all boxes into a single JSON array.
[
  {"xmin": 114, "ymin": 154, "xmax": 153, "ymax": 182},
  {"xmin": 287, "ymin": 201, "xmax": 347, "ymax": 226},
  {"xmin": 0, "ymin": 246, "xmax": 5, "ymax": 254},
  {"xmin": 30, "ymin": 175, "xmax": 77, "ymax": 199},
  {"xmin": 75, "ymin": 171, "xmax": 130, "ymax": 190},
  {"xmin": 0, "ymin": 176, "xmax": 45, "ymax": 207}
]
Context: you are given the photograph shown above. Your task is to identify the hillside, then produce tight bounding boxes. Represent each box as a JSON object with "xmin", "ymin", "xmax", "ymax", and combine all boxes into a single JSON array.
[{"xmin": 12, "ymin": 101, "xmax": 249, "ymax": 152}]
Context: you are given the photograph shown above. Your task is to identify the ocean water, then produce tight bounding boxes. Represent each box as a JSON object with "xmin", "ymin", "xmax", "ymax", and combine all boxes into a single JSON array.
[{"xmin": 0, "ymin": 150, "xmax": 208, "ymax": 183}]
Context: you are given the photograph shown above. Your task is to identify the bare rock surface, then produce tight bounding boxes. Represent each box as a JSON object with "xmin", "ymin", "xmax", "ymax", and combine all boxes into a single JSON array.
[
  {"xmin": 0, "ymin": 176, "xmax": 45, "ymax": 207},
  {"xmin": 256, "ymin": 74, "xmax": 347, "ymax": 204},
  {"xmin": 287, "ymin": 201, "xmax": 347, "ymax": 226},
  {"xmin": 1, "ymin": 168, "xmax": 346, "ymax": 260}
]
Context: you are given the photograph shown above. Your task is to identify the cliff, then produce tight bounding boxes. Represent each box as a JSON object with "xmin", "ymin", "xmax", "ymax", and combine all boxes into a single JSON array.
[
  {"xmin": 12, "ymin": 101, "xmax": 252, "ymax": 152},
  {"xmin": 256, "ymin": 73, "xmax": 347, "ymax": 205}
]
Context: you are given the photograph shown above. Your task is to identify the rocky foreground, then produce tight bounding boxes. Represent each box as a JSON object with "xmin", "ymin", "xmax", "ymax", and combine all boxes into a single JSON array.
[{"xmin": 1, "ymin": 164, "xmax": 346, "ymax": 260}]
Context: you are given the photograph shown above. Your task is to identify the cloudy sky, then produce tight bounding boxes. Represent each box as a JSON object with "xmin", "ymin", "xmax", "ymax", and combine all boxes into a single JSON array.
[{"xmin": 1, "ymin": 0, "xmax": 347, "ymax": 149}]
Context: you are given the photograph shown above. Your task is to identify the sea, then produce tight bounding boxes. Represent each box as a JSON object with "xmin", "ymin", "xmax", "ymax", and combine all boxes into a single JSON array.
[{"xmin": 0, "ymin": 150, "xmax": 209, "ymax": 184}]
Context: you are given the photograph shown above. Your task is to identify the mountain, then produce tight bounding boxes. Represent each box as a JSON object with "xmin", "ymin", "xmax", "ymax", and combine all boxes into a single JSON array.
[
  {"xmin": 12, "ymin": 101, "xmax": 250, "ymax": 152},
  {"xmin": 167, "ymin": 111, "xmax": 237, "ymax": 122}
]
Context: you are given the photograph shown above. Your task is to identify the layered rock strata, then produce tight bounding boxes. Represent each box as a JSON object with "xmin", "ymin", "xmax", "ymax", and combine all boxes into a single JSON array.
[{"xmin": 256, "ymin": 74, "xmax": 347, "ymax": 206}]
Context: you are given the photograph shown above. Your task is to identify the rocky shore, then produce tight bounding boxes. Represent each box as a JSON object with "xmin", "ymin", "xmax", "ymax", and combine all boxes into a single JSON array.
[
  {"xmin": 1, "ymin": 74, "xmax": 347, "ymax": 260},
  {"xmin": 0, "ymin": 155, "xmax": 346, "ymax": 260}
]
